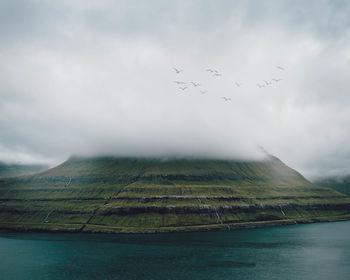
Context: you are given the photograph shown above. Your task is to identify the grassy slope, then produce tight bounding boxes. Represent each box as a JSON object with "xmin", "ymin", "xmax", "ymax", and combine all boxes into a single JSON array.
[
  {"xmin": 0, "ymin": 163, "xmax": 47, "ymax": 178},
  {"xmin": 314, "ymin": 176, "xmax": 350, "ymax": 196},
  {"xmin": 0, "ymin": 156, "xmax": 349, "ymax": 233}
]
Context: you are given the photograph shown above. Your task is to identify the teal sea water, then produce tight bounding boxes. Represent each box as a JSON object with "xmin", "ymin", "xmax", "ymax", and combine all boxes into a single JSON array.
[{"xmin": 1, "ymin": 221, "xmax": 350, "ymax": 280}]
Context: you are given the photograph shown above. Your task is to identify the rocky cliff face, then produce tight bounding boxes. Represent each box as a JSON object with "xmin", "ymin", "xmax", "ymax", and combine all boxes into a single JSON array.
[{"xmin": 0, "ymin": 156, "xmax": 349, "ymax": 233}]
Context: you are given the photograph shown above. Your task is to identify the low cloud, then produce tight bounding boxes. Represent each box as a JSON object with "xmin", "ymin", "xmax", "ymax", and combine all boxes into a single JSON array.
[{"xmin": 1, "ymin": 0, "xmax": 350, "ymax": 179}]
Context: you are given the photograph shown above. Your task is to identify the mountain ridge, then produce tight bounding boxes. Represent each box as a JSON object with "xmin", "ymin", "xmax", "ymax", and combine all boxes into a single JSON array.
[
  {"xmin": 0, "ymin": 162, "xmax": 48, "ymax": 179},
  {"xmin": 314, "ymin": 175, "xmax": 350, "ymax": 196}
]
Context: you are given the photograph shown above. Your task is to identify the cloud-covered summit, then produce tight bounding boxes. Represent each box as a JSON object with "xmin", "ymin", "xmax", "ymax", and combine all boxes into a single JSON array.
[{"xmin": 1, "ymin": 0, "xmax": 350, "ymax": 179}]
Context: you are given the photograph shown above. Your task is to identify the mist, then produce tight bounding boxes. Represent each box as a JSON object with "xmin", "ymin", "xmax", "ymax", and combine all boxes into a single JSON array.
[{"xmin": 1, "ymin": 0, "xmax": 350, "ymax": 179}]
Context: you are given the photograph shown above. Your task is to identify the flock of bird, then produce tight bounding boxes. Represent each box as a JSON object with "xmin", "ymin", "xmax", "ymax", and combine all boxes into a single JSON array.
[{"xmin": 172, "ymin": 66, "xmax": 285, "ymax": 102}]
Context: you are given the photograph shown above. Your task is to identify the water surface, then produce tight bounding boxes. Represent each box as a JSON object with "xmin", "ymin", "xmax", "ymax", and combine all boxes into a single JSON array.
[{"xmin": 1, "ymin": 221, "xmax": 350, "ymax": 280}]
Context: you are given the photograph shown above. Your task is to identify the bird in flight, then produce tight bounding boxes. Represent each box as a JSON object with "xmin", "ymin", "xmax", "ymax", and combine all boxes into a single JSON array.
[
  {"xmin": 235, "ymin": 82, "xmax": 242, "ymax": 87},
  {"xmin": 276, "ymin": 66, "xmax": 285, "ymax": 71},
  {"xmin": 264, "ymin": 80, "xmax": 272, "ymax": 86},
  {"xmin": 173, "ymin": 81, "xmax": 187, "ymax": 85},
  {"xmin": 273, "ymin": 78, "xmax": 283, "ymax": 82},
  {"xmin": 256, "ymin": 84, "xmax": 265, "ymax": 88},
  {"xmin": 221, "ymin": 97, "xmax": 231, "ymax": 101},
  {"xmin": 200, "ymin": 90, "xmax": 207, "ymax": 94},
  {"xmin": 173, "ymin": 67, "xmax": 183, "ymax": 74},
  {"xmin": 179, "ymin": 87, "xmax": 187, "ymax": 91},
  {"xmin": 206, "ymin": 69, "xmax": 214, "ymax": 73},
  {"xmin": 190, "ymin": 82, "xmax": 201, "ymax": 87}
]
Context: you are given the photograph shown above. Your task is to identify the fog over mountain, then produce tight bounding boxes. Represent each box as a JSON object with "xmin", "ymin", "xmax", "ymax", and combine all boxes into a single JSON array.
[{"xmin": 1, "ymin": 0, "xmax": 350, "ymax": 179}]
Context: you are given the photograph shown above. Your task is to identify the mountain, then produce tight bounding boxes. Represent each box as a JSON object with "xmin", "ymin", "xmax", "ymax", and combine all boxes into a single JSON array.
[
  {"xmin": 0, "ymin": 156, "xmax": 349, "ymax": 233},
  {"xmin": 0, "ymin": 162, "xmax": 48, "ymax": 178},
  {"xmin": 314, "ymin": 176, "xmax": 350, "ymax": 196}
]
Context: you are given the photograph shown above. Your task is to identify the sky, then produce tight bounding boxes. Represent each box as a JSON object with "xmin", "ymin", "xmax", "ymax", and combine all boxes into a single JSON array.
[{"xmin": 0, "ymin": 0, "xmax": 350, "ymax": 179}]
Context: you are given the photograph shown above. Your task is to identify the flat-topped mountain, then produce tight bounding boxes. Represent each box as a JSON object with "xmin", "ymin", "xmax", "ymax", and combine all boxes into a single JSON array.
[{"xmin": 0, "ymin": 156, "xmax": 349, "ymax": 233}]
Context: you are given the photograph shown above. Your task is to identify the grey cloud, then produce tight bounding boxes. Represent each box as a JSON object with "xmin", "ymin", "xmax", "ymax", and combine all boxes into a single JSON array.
[{"xmin": 1, "ymin": 0, "xmax": 350, "ymax": 179}]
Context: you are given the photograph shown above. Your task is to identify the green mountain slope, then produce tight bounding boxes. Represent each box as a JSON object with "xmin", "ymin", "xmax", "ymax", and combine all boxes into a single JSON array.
[
  {"xmin": 0, "ymin": 162, "xmax": 47, "ymax": 178},
  {"xmin": 314, "ymin": 176, "xmax": 350, "ymax": 196},
  {"xmin": 0, "ymin": 156, "xmax": 349, "ymax": 233}
]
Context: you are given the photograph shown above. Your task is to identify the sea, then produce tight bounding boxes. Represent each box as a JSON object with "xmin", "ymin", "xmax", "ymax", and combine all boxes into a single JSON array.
[{"xmin": 0, "ymin": 221, "xmax": 349, "ymax": 280}]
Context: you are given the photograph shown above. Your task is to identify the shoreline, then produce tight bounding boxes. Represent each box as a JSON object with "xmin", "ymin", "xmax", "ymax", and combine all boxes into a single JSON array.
[{"xmin": 1, "ymin": 214, "xmax": 350, "ymax": 234}]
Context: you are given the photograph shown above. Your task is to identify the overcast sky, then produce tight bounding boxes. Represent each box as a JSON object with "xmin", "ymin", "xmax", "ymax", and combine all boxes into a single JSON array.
[{"xmin": 1, "ymin": 0, "xmax": 350, "ymax": 179}]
